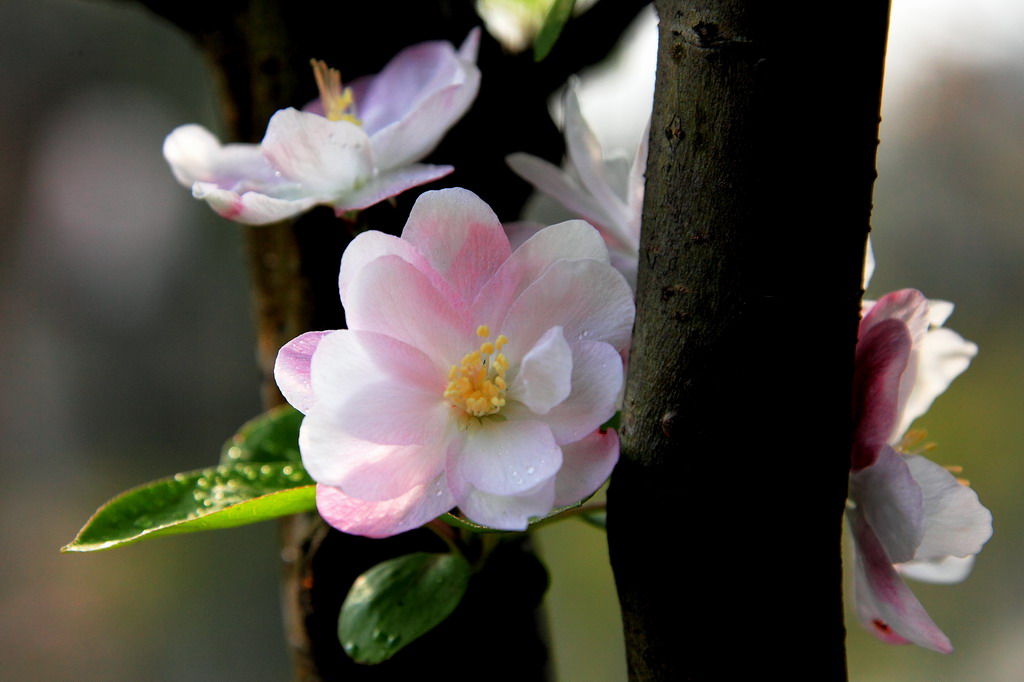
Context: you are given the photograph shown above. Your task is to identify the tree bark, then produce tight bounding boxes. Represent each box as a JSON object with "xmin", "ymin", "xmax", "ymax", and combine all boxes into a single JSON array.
[{"xmin": 607, "ymin": 1, "xmax": 890, "ymax": 679}]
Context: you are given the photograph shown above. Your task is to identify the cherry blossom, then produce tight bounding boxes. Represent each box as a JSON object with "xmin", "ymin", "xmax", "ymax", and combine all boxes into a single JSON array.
[
  {"xmin": 848, "ymin": 288, "xmax": 991, "ymax": 652},
  {"xmin": 506, "ymin": 82, "xmax": 647, "ymax": 287},
  {"xmin": 274, "ymin": 188, "xmax": 634, "ymax": 536},
  {"xmin": 163, "ymin": 31, "xmax": 480, "ymax": 225}
]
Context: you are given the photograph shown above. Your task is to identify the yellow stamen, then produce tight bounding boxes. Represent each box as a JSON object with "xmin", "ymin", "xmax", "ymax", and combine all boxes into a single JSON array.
[
  {"xmin": 445, "ymin": 327, "xmax": 510, "ymax": 419},
  {"xmin": 896, "ymin": 428, "xmax": 937, "ymax": 455},
  {"xmin": 310, "ymin": 59, "xmax": 361, "ymax": 124}
]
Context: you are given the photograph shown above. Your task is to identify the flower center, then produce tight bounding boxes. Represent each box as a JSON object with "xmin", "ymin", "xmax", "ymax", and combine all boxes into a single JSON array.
[
  {"xmin": 310, "ymin": 59, "xmax": 361, "ymax": 125},
  {"xmin": 444, "ymin": 325, "xmax": 510, "ymax": 418}
]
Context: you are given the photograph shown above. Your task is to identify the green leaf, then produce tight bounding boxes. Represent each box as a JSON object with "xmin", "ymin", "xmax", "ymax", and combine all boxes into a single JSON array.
[
  {"xmin": 533, "ymin": 0, "xmax": 575, "ymax": 62},
  {"xmin": 339, "ymin": 552, "xmax": 471, "ymax": 664},
  {"xmin": 220, "ymin": 404, "xmax": 304, "ymax": 465},
  {"xmin": 63, "ymin": 462, "xmax": 315, "ymax": 552}
]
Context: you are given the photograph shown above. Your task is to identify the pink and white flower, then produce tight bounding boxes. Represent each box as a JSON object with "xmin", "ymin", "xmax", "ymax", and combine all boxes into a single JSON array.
[
  {"xmin": 163, "ymin": 31, "xmax": 480, "ymax": 225},
  {"xmin": 274, "ymin": 188, "xmax": 634, "ymax": 536},
  {"xmin": 506, "ymin": 83, "xmax": 647, "ymax": 288},
  {"xmin": 849, "ymin": 288, "xmax": 991, "ymax": 652}
]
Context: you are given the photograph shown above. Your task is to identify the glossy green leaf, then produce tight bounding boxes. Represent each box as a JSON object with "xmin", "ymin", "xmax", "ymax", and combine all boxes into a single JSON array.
[
  {"xmin": 339, "ymin": 552, "xmax": 471, "ymax": 664},
  {"xmin": 63, "ymin": 462, "xmax": 315, "ymax": 552},
  {"xmin": 220, "ymin": 404, "xmax": 304, "ymax": 465},
  {"xmin": 533, "ymin": 0, "xmax": 575, "ymax": 61}
]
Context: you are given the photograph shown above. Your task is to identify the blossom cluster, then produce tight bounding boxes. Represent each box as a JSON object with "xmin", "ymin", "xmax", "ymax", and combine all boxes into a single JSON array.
[
  {"xmin": 274, "ymin": 188, "xmax": 634, "ymax": 534},
  {"xmin": 164, "ymin": 31, "xmax": 480, "ymax": 224},
  {"xmin": 159, "ymin": 26, "xmax": 992, "ymax": 656},
  {"xmin": 848, "ymin": 289, "xmax": 991, "ymax": 652}
]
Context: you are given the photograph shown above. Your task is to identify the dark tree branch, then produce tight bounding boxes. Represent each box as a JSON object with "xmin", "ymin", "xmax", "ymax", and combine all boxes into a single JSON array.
[{"xmin": 607, "ymin": 1, "xmax": 890, "ymax": 679}]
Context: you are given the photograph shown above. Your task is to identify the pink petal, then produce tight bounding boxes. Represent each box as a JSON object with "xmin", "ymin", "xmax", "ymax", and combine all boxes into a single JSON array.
[
  {"xmin": 299, "ymin": 411, "xmax": 447, "ymax": 501},
  {"xmin": 363, "ymin": 37, "xmax": 480, "ymax": 168},
  {"xmin": 849, "ymin": 445, "xmax": 925, "ymax": 564},
  {"xmin": 451, "ymin": 420, "xmax": 562, "ymax": 495},
  {"xmin": 331, "ymin": 163, "xmax": 453, "ymax": 212},
  {"xmin": 260, "ymin": 108, "xmax": 373, "ymax": 195},
  {"xmin": 500, "ymin": 258, "xmax": 635, "ymax": 365},
  {"xmin": 338, "ymin": 231, "xmax": 458, "ymax": 311},
  {"xmin": 553, "ymin": 429, "xmax": 620, "ymax": 507},
  {"xmin": 512, "ymin": 326, "xmax": 573, "ymax": 415},
  {"xmin": 449, "ymin": 475, "xmax": 557, "ymax": 531},
  {"xmin": 358, "ymin": 41, "xmax": 464, "ymax": 133},
  {"xmin": 400, "ymin": 188, "xmax": 511, "ymax": 309},
  {"xmin": 316, "ymin": 477, "xmax": 454, "ymax": 539},
  {"xmin": 905, "ymin": 455, "xmax": 992, "ymax": 562},
  {"xmin": 192, "ymin": 183, "xmax": 321, "ymax": 225},
  {"xmin": 529, "ymin": 340, "xmax": 624, "ymax": 444},
  {"xmin": 344, "ymin": 254, "xmax": 473, "ymax": 368},
  {"xmin": 852, "ymin": 318, "xmax": 912, "ymax": 469},
  {"xmin": 274, "ymin": 330, "xmax": 331, "ymax": 413},
  {"xmin": 473, "ymin": 219, "xmax": 612, "ymax": 329},
  {"xmin": 457, "ymin": 26, "xmax": 482, "ymax": 62},
  {"xmin": 309, "ymin": 329, "xmax": 450, "ymax": 446},
  {"xmin": 850, "ymin": 509, "xmax": 953, "ymax": 653},
  {"xmin": 370, "ymin": 82, "xmax": 480, "ymax": 169},
  {"xmin": 861, "ymin": 289, "xmax": 930, "ymax": 346}
]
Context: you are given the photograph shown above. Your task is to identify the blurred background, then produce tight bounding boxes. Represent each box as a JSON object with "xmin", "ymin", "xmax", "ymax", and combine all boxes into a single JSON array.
[{"xmin": 0, "ymin": 1, "xmax": 1020, "ymax": 679}]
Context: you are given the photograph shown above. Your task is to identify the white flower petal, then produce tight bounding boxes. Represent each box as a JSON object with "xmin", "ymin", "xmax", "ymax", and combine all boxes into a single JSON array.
[
  {"xmin": 895, "ymin": 327, "xmax": 978, "ymax": 436},
  {"xmin": 897, "ymin": 555, "xmax": 976, "ymax": 585},
  {"xmin": 474, "ymin": 219, "xmax": 611, "ymax": 329},
  {"xmin": 452, "ymin": 420, "xmax": 562, "ymax": 496},
  {"xmin": 310, "ymin": 330, "xmax": 450, "ymax": 446},
  {"xmin": 849, "ymin": 445, "xmax": 925, "ymax": 565},
  {"xmin": 343, "ymin": 254, "xmax": 472, "ymax": 369},
  {"xmin": 316, "ymin": 477, "xmax": 453, "ymax": 538},
  {"xmin": 192, "ymin": 182, "xmax": 321, "ymax": 225},
  {"xmin": 501, "ymin": 258, "xmax": 635, "ymax": 364},
  {"xmin": 905, "ymin": 455, "xmax": 992, "ymax": 562},
  {"xmin": 450, "ymin": 476, "xmax": 557, "ymax": 531},
  {"xmin": 561, "ymin": 86, "xmax": 634, "ymax": 240},
  {"xmin": 850, "ymin": 508, "xmax": 953, "ymax": 653},
  {"xmin": 511, "ymin": 326, "xmax": 573, "ymax": 415},
  {"xmin": 554, "ymin": 429, "xmax": 620, "ymax": 507},
  {"xmin": 300, "ymin": 411, "xmax": 447, "ymax": 501},
  {"xmin": 519, "ymin": 340, "xmax": 623, "ymax": 445},
  {"xmin": 506, "ymin": 153, "xmax": 615, "ymax": 237},
  {"xmin": 260, "ymin": 108, "xmax": 374, "ymax": 195},
  {"xmin": 331, "ymin": 163, "xmax": 453, "ymax": 213}
]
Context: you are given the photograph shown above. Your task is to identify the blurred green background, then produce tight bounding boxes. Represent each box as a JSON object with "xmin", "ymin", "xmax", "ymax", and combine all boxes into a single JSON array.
[{"xmin": 1, "ymin": 1, "xmax": 1020, "ymax": 680}]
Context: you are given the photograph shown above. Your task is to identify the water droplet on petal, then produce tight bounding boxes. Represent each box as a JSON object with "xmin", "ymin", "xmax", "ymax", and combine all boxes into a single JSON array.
[{"xmin": 526, "ymin": 466, "xmax": 535, "ymax": 475}]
